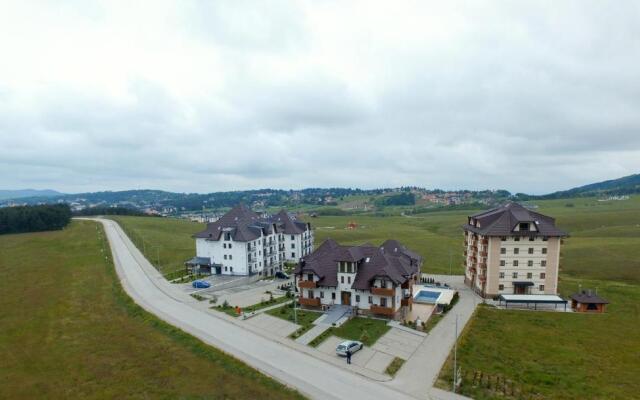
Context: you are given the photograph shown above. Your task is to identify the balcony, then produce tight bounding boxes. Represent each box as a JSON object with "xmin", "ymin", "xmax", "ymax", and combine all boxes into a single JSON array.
[
  {"xmin": 370, "ymin": 305, "xmax": 395, "ymax": 316},
  {"xmin": 401, "ymin": 297, "xmax": 413, "ymax": 307},
  {"xmin": 299, "ymin": 297, "xmax": 320, "ymax": 307},
  {"xmin": 468, "ymin": 266, "xmax": 476, "ymax": 273},
  {"xmin": 371, "ymin": 287, "xmax": 394, "ymax": 296},
  {"xmin": 480, "ymin": 251, "xmax": 488, "ymax": 257},
  {"xmin": 298, "ymin": 280, "xmax": 316, "ymax": 289},
  {"xmin": 479, "ymin": 275, "xmax": 486, "ymax": 283}
]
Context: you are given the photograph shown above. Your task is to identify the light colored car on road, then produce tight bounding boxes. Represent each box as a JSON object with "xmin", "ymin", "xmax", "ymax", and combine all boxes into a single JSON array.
[{"xmin": 336, "ymin": 340, "xmax": 363, "ymax": 356}]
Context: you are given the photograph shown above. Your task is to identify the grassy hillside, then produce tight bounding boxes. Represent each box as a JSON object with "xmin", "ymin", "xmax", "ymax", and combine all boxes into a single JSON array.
[
  {"xmin": 0, "ymin": 221, "xmax": 303, "ymax": 399},
  {"xmin": 109, "ymin": 216, "xmax": 204, "ymax": 277}
]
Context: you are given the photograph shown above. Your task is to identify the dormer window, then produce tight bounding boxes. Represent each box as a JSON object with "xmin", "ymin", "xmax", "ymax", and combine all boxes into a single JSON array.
[{"xmin": 519, "ymin": 223, "xmax": 530, "ymax": 231}]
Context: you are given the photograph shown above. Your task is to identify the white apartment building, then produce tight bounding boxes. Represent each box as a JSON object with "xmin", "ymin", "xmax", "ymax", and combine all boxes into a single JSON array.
[
  {"xmin": 295, "ymin": 239, "xmax": 421, "ymax": 319},
  {"xmin": 463, "ymin": 202, "xmax": 567, "ymax": 298},
  {"xmin": 191, "ymin": 205, "xmax": 314, "ymax": 276}
]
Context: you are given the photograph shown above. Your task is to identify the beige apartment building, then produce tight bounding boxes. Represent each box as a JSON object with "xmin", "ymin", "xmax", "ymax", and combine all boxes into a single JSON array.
[{"xmin": 463, "ymin": 203, "xmax": 567, "ymax": 298}]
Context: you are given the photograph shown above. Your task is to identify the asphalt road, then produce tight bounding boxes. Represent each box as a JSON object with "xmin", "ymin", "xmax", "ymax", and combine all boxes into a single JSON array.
[{"xmin": 93, "ymin": 218, "xmax": 419, "ymax": 400}]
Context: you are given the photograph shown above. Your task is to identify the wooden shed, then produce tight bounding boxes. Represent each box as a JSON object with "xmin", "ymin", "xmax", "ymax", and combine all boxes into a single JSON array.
[{"xmin": 570, "ymin": 290, "xmax": 609, "ymax": 313}]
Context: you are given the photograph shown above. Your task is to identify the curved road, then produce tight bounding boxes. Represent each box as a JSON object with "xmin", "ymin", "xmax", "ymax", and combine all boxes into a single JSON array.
[{"xmin": 93, "ymin": 218, "xmax": 419, "ymax": 400}]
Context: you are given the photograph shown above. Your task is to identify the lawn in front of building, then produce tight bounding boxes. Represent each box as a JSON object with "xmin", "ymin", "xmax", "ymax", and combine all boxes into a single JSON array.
[{"xmin": 309, "ymin": 317, "xmax": 391, "ymax": 347}]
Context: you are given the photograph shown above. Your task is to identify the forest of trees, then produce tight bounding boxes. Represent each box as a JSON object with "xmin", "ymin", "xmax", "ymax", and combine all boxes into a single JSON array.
[
  {"xmin": 374, "ymin": 192, "xmax": 416, "ymax": 207},
  {"xmin": 73, "ymin": 206, "xmax": 144, "ymax": 216},
  {"xmin": 0, "ymin": 204, "xmax": 72, "ymax": 235}
]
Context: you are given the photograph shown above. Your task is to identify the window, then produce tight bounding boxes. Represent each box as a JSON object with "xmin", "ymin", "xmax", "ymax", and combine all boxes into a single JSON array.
[
  {"xmin": 223, "ymin": 243, "xmax": 227, "ymax": 249},
  {"xmin": 528, "ymin": 248, "xmax": 534, "ymax": 254},
  {"xmin": 499, "ymin": 272, "xmax": 505, "ymax": 279},
  {"xmin": 291, "ymin": 235, "xmax": 294, "ymax": 240},
  {"xmin": 514, "ymin": 237, "xmax": 520, "ymax": 241},
  {"xmin": 308, "ymin": 290, "xmax": 314, "ymax": 298},
  {"xmin": 541, "ymin": 260, "xmax": 547, "ymax": 267},
  {"xmin": 500, "ymin": 260, "xmax": 505, "ymax": 266},
  {"xmin": 229, "ymin": 255, "xmax": 232, "ymax": 260},
  {"xmin": 355, "ymin": 295, "xmax": 360, "ymax": 302},
  {"xmin": 542, "ymin": 248, "xmax": 547, "ymax": 254},
  {"xmin": 291, "ymin": 252, "xmax": 295, "ymax": 258},
  {"xmin": 224, "ymin": 266, "xmax": 228, "ymax": 271},
  {"xmin": 230, "ymin": 267, "xmax": 233, "ymax": 272},
  {"xmin": 307, "ymin": 273, "xmax": 313, "ymax": 281},
  {"xmin": 331, "ymin": 292, "xmax": 336, "ymax": 300},
  {"xmin": 320, "ymin": 291, "xmax": 324, "ymax": 299},
  {"xmin": 540, "ymin": 273, "xmax": 546, "ymax": 279},
  {"xmin": 500, "ymin": 248, "xmax": 506, "ymax": 254},
  {"xmin": 513, "ymin": 260, "xmax": 519, "ymax": 267},
  {"xmin": 514, "ymin": 248, "xmax": 519, "ymax": 254},
  {"xmin": 539, "ymin": 285, "xmax": 545, "ymax": 291},
  {"xmin": 291, "ymin": 243, "xmax": 295, "ymax": 249},
  {"xmin": 341, "ymin": 276, "xmax": 344, "ymax": 284},
  {"xmin": 229, "ymin": 244, "xmax": 232, "ymax": 249},
  {"xmin": 528, "ymin": 260, "xmax": 533, "ymax": 267},
  {"xmin": 527, "ymin": 272, "xmax": 532, "ymax": 279},
  {"xmin": 380, "ymin": 297, "xmax": 387, "ymax": 307},
  {"xmin": 519, "ymin": 223, "xmax": 529, "ymax": 231},
  {"xmin": 347, "ymin": 276, "xmax": 351, "ymax": 284},
  {"xmin": 368, "ymin": 296, "xmax": 372, "ymax": 304},
  {"xmin": 500, "ymin": 236, "xmax": 506, "ymax": 241},
  {"xmin": 512, "ymin": 272, "xmax": 518, "ymax": 278},
  {"xmin": 499, "ymin": 284, "xmax": 504, "ymax": 290},
  {"xmin": 224, "ymin": 255, "xmax": 227, "ymax": 260},
  {"xmin": 529, "ymin": 237, "xmax": 535, "ymax": 241}
]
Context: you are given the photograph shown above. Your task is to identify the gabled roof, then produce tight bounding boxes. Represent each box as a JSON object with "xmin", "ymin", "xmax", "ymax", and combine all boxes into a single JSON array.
[
  {"xmin": 193, "ymin": 204, "xmax": 272, "ymax": 242},
  {"xmin": 463, "ymin": 202, "xmax": 568, "ymax": 237},
  {"xmin": 571, "ymin": 291, "xmax": 609, "ymax": 304},
  {"xmin": 272, "ymin": 210, "xmax": 308, "ymax": 234},
  {"xmin": 295, "ymin": 239, "xmax": 421, "ymax": 289}
]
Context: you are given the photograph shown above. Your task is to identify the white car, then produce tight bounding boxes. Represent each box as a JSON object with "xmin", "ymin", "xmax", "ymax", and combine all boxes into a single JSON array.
[{"xmin": 336, "ymin": 340, "xmax": 363, "ymax": 356}]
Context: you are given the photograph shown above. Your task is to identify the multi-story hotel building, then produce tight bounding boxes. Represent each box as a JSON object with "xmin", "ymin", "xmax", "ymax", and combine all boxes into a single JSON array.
[
  {"xmin": 192, "ymin": 205, "xmax": 313, "ymax": 276},
  {"xmin": 294, "ymin": 239, "xmax": 421, "ymax": 319},
  {"xmin": 463, "ymin": 203, "xmax": 567, "ymax": 298}
]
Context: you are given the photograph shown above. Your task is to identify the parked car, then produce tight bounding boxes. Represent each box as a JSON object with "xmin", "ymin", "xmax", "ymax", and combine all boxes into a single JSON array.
[
  {"xmin": 192, "ymin": 280, "xmax": 211, "ymax": 289},
  {"xmin": 275, "ymin": 271, "xmax": 290, "ymax": 280},
  {"xmin": 336, "ymin": 340, "xmax": 363, "ymax": 356}
]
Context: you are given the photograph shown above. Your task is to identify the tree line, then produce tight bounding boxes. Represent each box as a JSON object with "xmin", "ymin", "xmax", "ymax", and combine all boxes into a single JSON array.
[
  {"xmin": 0, "ymin": 204, "xmax": 72, "ymax": 235},
  {"xmin": 73, "ymin": 206, "xmax": 144, "ymax": 216}
]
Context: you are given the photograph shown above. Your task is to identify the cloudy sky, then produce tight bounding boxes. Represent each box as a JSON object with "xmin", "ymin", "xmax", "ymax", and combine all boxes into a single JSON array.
[{"xmin": 1, "ymin": 1, "xmax": 639, "ymax": 194}]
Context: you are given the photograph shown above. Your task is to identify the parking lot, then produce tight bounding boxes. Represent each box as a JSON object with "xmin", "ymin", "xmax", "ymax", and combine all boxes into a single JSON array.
[{"xmin": 180, "ymin": 274, "xmax": 294, "ymax": 307}]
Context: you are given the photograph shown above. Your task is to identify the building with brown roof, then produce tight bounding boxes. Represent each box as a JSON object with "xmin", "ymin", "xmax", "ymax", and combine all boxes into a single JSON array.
[
  {"xmin": 570, "ymin": 290, "xmax": 609, "ymax": 313},
  {"xmin": 294, "ymin": 239, "xmax": 421, "ymax": 319},
  {"xmin": 463, "ymin": 202, "xmax": 568, "ymax": 298},
  {"xmin": 192, "ymin": 204, "xmax": 313, "ymax": 276}
]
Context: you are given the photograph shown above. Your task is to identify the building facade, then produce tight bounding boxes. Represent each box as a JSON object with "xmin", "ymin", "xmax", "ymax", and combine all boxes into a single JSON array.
[
  {"xmin": 463, "ymin": 202, "xmax": 567, "ymax": 298},
  {"xmin": 192, "ymin": 205, "xmax": 314, "ymax": 276},
  {"xmin": 294, "ymin": 239, "xmax": 421, "ymax": 319}
]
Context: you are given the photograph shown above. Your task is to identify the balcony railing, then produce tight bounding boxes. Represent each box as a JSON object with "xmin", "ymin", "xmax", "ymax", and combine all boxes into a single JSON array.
[
  {"xmin": 299, "ymin": 297, "xmax": 320, "ymax": 307},
  {"xmin": 298, "ymin": 280, "xmax": 317, "ymax": 289},
  {"xmin": 371, "ymin": 287, "xmax": 394, "ymax": 296},
  {"xmin": 370, "ymin": 305, "xmax": 395, "ymax": 316}
]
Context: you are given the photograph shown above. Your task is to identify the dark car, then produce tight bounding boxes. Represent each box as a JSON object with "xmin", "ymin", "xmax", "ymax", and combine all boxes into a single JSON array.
[
  {"xmin": 192, "ymin": 280, "xmax": 211, "ymax": 289},
  {"xmin": 275, "ymin": 271, "xmax": 290, "ymax": 280}
]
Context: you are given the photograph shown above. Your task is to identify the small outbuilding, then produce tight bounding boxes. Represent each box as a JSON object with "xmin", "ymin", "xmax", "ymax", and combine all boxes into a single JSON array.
[{"xmin": 570, "ymin": 290, "xmax": 609, "ymax": 313}]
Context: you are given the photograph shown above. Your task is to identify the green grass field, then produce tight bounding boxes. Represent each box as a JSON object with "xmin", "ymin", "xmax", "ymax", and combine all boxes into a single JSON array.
[
  {"xmin": 309, "ymin": 317, "xmax": 391, "ymax": 347},
  {"xmin": 109, "ymin": 216, "xmax": 204, "ymax": 277},
  {"xmin": 0, "ymin": 221, "xmax": 303, "ymax": 399}
]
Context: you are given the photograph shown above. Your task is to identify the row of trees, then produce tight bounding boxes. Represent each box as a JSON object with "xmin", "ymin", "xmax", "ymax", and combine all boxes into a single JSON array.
[
  {"xmin": 73, "ymin": 206, "xmax": 143, "ymax": 216},
  {"xmin": 0, "ymin": 204, "xmax": 72, "ymax": 235}
]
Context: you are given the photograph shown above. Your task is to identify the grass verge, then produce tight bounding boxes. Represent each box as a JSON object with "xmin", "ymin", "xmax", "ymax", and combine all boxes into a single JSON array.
[
  {"xmin": 310, "ymin": 317, "xmax": 391, "ymax": 347},
  {"xmin": 385, "ymin": 357, "xmax": 405, "ymax": 377}
]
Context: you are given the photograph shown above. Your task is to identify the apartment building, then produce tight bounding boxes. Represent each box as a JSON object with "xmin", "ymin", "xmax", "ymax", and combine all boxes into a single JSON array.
[
  {"xmin": 294, "ymin": 239, "xmax": 421, "ymax": 319},
  {"xmin": 192, "ymin": 205, "xmax": 313, "ymax": 276},
  {"xmin": 463, "ymin": 202, "xmax": 567, "ymax": 298}
]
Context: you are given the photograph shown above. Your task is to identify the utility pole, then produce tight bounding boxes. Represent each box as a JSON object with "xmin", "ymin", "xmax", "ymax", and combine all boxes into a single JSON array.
[{"xmin": 453, "ymin": 313, "xmax": 458, "ymax": 393}]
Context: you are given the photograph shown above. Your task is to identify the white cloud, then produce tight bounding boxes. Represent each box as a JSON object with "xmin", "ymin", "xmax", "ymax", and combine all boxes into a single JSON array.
[{"xmin": 0, "ymin": 0, "xmax": 639, "ymax": 194}]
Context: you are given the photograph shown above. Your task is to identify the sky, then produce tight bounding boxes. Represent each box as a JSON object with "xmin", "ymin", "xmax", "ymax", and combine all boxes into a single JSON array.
[{"xmin": 1, "ymin": 1, "xmax": 639, "ymax": 195}]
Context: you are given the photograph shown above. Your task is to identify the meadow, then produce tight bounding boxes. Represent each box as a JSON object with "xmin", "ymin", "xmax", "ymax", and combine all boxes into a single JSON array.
[
  {"xmin": 107, "ymin": 196, "xmax": 640, "ymax": 399},
  {"xmin": 0, "ymin": 220, "xmax": 303, "ymax": 399}
]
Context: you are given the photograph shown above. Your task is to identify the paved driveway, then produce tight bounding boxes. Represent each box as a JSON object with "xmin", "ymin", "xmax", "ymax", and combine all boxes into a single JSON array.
[
  {"xmin": 243, "ymin": 313, "xmax": 299, "ymax": 338},
  {"xmin": 95, "ymin": 218, "xmax": 416, "ymax": 400},
  {"xmin": 373, "ymin": 328, "xmax": 425, "ymax": 360}
]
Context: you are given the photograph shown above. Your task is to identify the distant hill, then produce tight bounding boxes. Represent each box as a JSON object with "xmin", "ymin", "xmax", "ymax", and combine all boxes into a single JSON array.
[
  {"xmin": 0, "ymin": 189, "xmax": 63, "ymax": 201},
  {"xmin": 517, "ymin": 173, "xmax": 640, "ymax": 200}
]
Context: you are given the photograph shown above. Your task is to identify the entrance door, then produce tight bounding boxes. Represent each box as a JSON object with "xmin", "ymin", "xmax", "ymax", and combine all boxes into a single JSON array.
[
  {"xmin": 341, "ymin": 291, "xmax": 351, "ymax": 305},
  {"xmin": 514, "ymin": 285, "xmax": 525, "ymax": 295}
]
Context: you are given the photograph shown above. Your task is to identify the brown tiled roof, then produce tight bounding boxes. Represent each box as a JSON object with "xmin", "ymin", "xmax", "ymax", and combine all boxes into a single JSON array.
[
  {"xmin": 272, "ymin": 210, "xmax": 308, "ymax": 234},
  {"xmin": 463, "ymin": 202, "xmax": 568, "ymax": 237},
  {"xmin": 295, "ymin": 239, "xmax": 421, "ymax": 289},
  {"xmin": 571, "ymin": 291, "xmax": 609, "ymax": 304}
]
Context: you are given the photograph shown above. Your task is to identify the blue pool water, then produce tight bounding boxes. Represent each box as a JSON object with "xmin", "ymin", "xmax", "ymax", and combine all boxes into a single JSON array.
[{"xmin": 414, "ymin": 290, "xmax": 441, "ymax": 304}]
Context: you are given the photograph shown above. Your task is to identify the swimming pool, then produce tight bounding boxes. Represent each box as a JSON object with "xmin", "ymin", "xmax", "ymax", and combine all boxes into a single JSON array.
[{"xmin": 414, "ymin": 290, "xmax": 442, "ymax": 304}]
